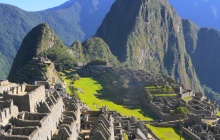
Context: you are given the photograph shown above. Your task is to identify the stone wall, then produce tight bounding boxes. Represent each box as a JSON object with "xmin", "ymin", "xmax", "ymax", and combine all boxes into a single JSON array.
[
  {"xmin": 12, "ymin": 127, "xmax": 37, "ymax": 136},
  {"xmin": 3, "ymin": 85, "xmax": 46, "ymax": 112},
  {"xmin": 0, "ymin": 83, "xmax": 17, "ymax": 94},
  {"xmin": 0, "ymin": 135, "xmax": 29, "ymax": 140},
  {"xmin": 173, "ymin": 86, "xmax": 182, "ymax": 94},
  {"xmin": 0, "ymin": 80, "xmax": 9, "ymax": 86},
  {"xmin": 182, "ymin": 127, "xmax": 201, "ymax": 140},
  {"xmin": 53, "ymin": 96, "xmax": 81, "ymax": 140},
  {"xmin": 35, "ymin": 81, "xmax": 50, "ymax": 89},
  {"xmin": 28, "ymin": 85, "xmax": 46, "ymax": 112},
  {"xmin": 149, "ymin": 103, "xmax": 185, "ymax": 121},
  {"xmin": 30, "ymin": 96, "xmax": 64, "ymax": 140},
  {"xmin": 0, "ymin": 91, "xmax": 64, "ymax": 140},
  {"xmin": 180, "ymin": 90, "xmax": 194, "ymax": 99},
  {"xmin": 123, "ymin": 99, "xmax": 141, "ymax": 105},
  {"xmin": 12, "ymin": 118, "xmax": 41, "ymax": 127},
  {"xmin": 0, "ymin": 99, "xmax": 19, "ymax": 126},
  {"xmin": 188, "ymin": 106, "xmax": 212, "ymax": 117}
]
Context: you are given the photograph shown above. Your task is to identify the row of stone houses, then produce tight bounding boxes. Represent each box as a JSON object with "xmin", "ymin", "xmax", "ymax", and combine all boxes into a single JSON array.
[
  {"xmin": 80, "ymin": 106, "xmax": 158, "ymax": 140},
  {"xmin": 0, "ymin": 82, "xmax": 81, "ymax": 140}
]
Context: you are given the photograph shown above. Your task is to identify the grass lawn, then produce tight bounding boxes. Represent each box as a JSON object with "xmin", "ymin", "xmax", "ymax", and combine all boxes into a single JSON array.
[
  {"xmin": 147, "ymin": 125, "xmax": 190, "ymax": 140},
  {"xmin": 145, "ymin": 86, "xmax": 174, "ymax": 93},
  {"xmin": 182, "ymin": 96, "xmax": 191, "ymax": 101},
  {"xmin": 217, "ymin": 112, "xmax": 220, "ymax": 117},
  {"xmin": 152, "ymin": 94, "xmax": 176, "ymax": 97},
  {"xmin": 73, "ymin": 78, "xmax": 154, "ymax": 121}
]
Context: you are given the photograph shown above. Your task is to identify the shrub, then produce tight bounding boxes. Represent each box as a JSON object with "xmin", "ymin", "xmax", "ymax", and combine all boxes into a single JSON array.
[{"xmin": 174, "ymin": 107, "xmax": 189, "ymax": 115}]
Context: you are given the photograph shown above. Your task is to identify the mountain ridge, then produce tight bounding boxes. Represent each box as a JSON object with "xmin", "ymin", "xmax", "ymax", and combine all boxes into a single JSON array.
[
  {"xmin": 183, "ymin": 19, "xmax": 220, "ymax": 94},
  {"xmin": 96, "ymin": 0, "xmax": 202, "ymax": 91},
  {"xmin": 0, "ymin": 0, "xmax": 114, "ymax": 79}
]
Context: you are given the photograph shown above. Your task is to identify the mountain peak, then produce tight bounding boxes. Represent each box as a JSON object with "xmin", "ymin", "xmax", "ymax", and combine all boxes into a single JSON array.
[
  {"xmin": 8, "ymin": 23, "xmax": 64, "ymax": 82},
  {"xmin": 96, "ymin": 0, "xmax": 202, "ymax": 91}
]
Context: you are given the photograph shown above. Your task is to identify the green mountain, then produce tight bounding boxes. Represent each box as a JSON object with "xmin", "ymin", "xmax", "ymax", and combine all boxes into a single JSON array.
[
  {"xmin": 8, "ymin": 23, "xmax": 119, "ymax": 83},
  {"xmin": 183, "ymin": 20, "xmax": 220, "ymax": 94},
  {"xmin": 8, "ymin": 23, "xmax": 75, "ymax": 82},
  {"xmin": 96, "ymin": 0, "xmax": 202, "ymax": 91},
  {"xmin": 69, "ymin": 37, "xmax": 119, "ymax": 66},
  {"xmin": 0, "ymin": 0, "xmax": 114, "ymax": 79}
]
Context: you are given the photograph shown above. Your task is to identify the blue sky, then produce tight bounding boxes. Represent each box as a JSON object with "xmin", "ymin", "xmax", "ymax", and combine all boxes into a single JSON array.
[{"xmin": 0, "ymin": 0, "xmax": 69, "ymax": 11}]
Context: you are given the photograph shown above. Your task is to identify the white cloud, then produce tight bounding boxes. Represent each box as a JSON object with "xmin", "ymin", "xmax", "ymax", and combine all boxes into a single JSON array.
[{"xmin": 211, "ymin": 6, "xmax": 218, "ymax": 18}]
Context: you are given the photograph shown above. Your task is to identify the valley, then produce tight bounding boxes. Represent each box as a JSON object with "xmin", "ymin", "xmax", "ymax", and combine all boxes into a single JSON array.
[{"xmin": 1, "ymin": 0, "xmax": 220, "ymax": 139}]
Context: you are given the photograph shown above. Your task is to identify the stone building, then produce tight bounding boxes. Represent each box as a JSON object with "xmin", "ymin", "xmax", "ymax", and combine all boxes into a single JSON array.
[
  {"xmin": 3, "ymin": 84, "xmax": 46, "ymax": 112},
  {"xmin": 0, "ymin": 99, "xmax": 19, "ymax": 126},
  {"xmin": 80, "ymin": 106, "xmax": 158, "ymax": 140},
  {"xmin": 147, "ymin": 96, "xmax": 187, "ymax": 121},
  {"xmin": 0, "ymin": 80, "xmax": 9, "ymax": 86},
  {"xmin": 0, "ymin": 83, "xmax": 81, "ymax": 140}
]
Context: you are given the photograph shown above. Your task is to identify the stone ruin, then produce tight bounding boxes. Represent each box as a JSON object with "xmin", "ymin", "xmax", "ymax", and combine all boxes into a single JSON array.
[
  {"xmin": 80, "ymin": 106, "xmax": 158, "ymax": 140},
  {"xmin": 78, "ymin": 65, "xmax": 220, "ymax": 139},
  {"xmin": 0, "ymin": 83, "xmax": 81, "ymax": 140},
  {"xmin": 147, "ymin": 96, "xmax": 187, "ymax": 121},
  {"xmin": 0, "ymin": 80, "xmax": 17, "ymax": 96}
]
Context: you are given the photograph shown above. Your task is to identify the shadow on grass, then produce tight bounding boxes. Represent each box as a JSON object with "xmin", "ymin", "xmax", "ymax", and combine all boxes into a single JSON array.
[
  {"xmin": 173, "ymin": 127, "xmax": 192, "ymax": 140},
  {"xmin": 62, "ymin": 69, "xmax": 76, "ymax": 77},
  {"xmin": 88, "ymin": 77, "xmax": 159, "ymax": 120},
  {"xmin": 138, "ymin": 108, "xmax": 159, "ymax": 120}
]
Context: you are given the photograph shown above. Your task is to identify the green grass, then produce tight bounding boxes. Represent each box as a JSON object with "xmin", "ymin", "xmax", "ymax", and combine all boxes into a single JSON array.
[
  {"xmin": 217, "ymin": 112, "xmax": 220, "ymax": 117},
  {"xmin": 147, "ymin": 125, "xmax": 190, "ymax": 140},
  {"xmin": 73, "ymin": 78, "xmax": 154, "ymax": 120},
  {"xmin": 123, "ymin": 133, "xmax": 128, "ymax": 140},
  {"xmin": 182, "ymin": 96, "xmax": 191, "ymax": 101},
  {"xmin": 59, "ymin": 69, "xmax": 76, "ymax": 93},
  {"xmin": 61, "ymin": 71, "xmax": 183, "ymax": 139},
  {"xmin": 145, "ymin": 86, "xmax": 174, "ymax": 92},
  {"xmin": 152, "ymin": 94, "xmax": 176, "ymax": 97}
]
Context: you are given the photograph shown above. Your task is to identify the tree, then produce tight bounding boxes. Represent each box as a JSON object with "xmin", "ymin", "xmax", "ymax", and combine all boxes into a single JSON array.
[
  {"xmin": 174, "ymin": 107, "xmax": 189, "ymax": 115},
  {"xmin": 69, "ymin": 85, "xmax": 79, "ymax": 98},
  {"xmin": 145, "ymin": 90, "xmax": 153, "ymax": 103}
]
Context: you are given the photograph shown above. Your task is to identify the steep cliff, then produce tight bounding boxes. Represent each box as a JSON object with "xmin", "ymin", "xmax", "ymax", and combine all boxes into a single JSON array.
[
  {"xmin": 183, "ymin": 19, "xmax": 220, "ymax": 93},
  {"xmin": 96, "ymin": 0, "xmax": 202, "ymax": 91}
]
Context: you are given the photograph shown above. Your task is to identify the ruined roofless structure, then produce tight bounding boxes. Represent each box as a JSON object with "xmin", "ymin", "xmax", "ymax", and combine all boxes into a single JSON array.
[
  {"xmin": 0, "ymin": 83, "xmax": 81, "ymax": 140},
  {"xmin": 3, "ymin": 84, "xmax": 45, "ymax": 112}
]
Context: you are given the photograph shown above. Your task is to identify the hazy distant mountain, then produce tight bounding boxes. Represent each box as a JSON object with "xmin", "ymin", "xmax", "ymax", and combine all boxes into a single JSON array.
[
  {"xmin": 169, "ymin": 0, "xmax": 220, "ymax": 30},
  {"xmin": 0, "ymin": 0, "xmax": 114, "ymax": 79},
  {"xmin": 183, "ymin": 19, "xmax": 220, "ymax": 93}
]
